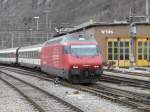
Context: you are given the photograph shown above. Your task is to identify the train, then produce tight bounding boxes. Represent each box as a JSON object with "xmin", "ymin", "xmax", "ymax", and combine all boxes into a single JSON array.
[{"xmin": 0, "ymin": 34, "xmax": 103, "ymax": 83}]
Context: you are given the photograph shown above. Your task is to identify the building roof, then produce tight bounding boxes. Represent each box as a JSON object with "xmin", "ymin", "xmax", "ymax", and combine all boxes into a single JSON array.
[{"xmin": 54, "ymin": 20, "xmax": 150, "ymax": 37}]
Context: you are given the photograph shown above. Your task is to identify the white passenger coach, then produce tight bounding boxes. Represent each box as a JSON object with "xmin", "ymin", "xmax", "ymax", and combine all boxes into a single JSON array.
[
  {"xmin": 0, "ymin": 48, "xmax": 19, "ymax": 64},
  {"xmin": 18, "ymin": 44, "xmax": 42, "ymax": 68}
]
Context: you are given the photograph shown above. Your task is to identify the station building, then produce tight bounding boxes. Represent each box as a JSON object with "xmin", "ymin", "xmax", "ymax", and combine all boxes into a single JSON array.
[{"xmin": 65, "ymin": 21, "xmax": 150, "ymax": 67}]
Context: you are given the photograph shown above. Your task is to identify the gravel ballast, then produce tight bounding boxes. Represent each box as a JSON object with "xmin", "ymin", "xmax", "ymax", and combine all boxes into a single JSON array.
[
  {"xmin": 1, "ymin": 70, "xmax": 137, "ymax": 112},
  {"xmin": 0, "ymin": 79, "xmax": 36, "ymax": 112}
]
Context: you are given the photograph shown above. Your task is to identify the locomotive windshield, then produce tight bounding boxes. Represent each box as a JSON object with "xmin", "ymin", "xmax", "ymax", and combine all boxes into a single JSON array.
[{"xmin": 70, "ymin": 45, "xmax": 99, "ymax": 56}]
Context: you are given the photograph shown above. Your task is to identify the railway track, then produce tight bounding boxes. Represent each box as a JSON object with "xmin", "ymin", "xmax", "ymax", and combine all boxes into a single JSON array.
[
  {"xmin": 100, "ymin": 72, "xmax": 150, "ymax": 89},
  {"xmin": 0, "ymin": 70, "xmax": 83, "ymax": 112},
  {"xmin": 5, "ymin": 66, "xmax": 150, "ymax": 89},
  {"xmin": 67, "ymin": 84, "xmax": 150, "ymax": 112},
  {"xmin": 1, "ymin": 65, "xmax": 150, "ymax": 111},
  {"xmin": 105, "ymin": 69, "xmax": 150, "ymax": 77}
]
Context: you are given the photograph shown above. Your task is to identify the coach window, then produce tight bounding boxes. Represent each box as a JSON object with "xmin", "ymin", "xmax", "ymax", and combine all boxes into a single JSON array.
[
  {"xmin": 30, "ymin": 52, "xmax": 31, "ymax": 58},
  {"xmin": 33, "ymin": 51, "xmax": 35, "ymax": 58},
  {"xmin": 32, "ymin": 52, "xmax": 34, "ymax": 58},
  {"xmin": 23, "ymin": 52, "xmax": 24, "ymax": 58},
  {"xmin": 26, "ymin": 52, "xmax": 27, "ymax": 58},
  {"xmin": 34, "ymin": 51, "xmax": 36, "ymax": 58},
  {"xmin": 22, "ymin": 52, "xmax": 25, "ymax": 58},
  {"xmin": 36, "ymin": 51, "xmax": 38, "ymax": 59},
  {"xmin": 23, "ymin": 52, "xmax": 25, "ymax": 58},
  {"xmin": 21, "ymin": 52, "xmax": 23, "ymax": 58},
  {"xmin": 29, "ymin": 52, "xmax": 31, "ymax": 58},
  {"xmin": 29, "ymin": 52, "xmax": 32, "ymax": 58},
  {"xmin": 28, "ymin": 52, "xmax": 30, "ymax": 58},
  {"xmin": 25, "ymin": 52, "xmax": 27, "ymax": 58},
  {"xmin": 25, "ymin": 52, "xmax": 26, "ymax": 58},
  {"xmin": 22, "ymin": 53, "xmax": 23, "ymax": 58},
  {"xmin": 30, "ymin": 52, "xmax": 32, "ymax": 58},
  {"xmin": 21, "ymin": 53, "xmax": 22, "ymax": 58},
  {"xmin": 28, "ymin": 52, "xmax": 29, "ymax": 58},
  {"xmin": 22, "ymin": 52, "xmax": 23, "ymax": 58},
  {"xmin": 37, "ymin": 51, "xmax": 39, "ymax": 59},
  {"xmin": 32, "ymin": 51, "xmax": 35, "ymax": 59},
  {"xmin": 32, "ymin": 51, "xmax": 34, "ymax": 58}
]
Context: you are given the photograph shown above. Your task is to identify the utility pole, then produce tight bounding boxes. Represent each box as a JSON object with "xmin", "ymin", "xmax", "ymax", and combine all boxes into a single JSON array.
[
  {"xmin": 128, "ymin": 9, "xmax": 136, "ymax": 70},
  {"xmin": 128, "ymin": 0, "xmax": 150, "ymax": 70}
]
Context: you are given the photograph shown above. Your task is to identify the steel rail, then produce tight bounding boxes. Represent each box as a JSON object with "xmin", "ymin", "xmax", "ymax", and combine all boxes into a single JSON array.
[
  {"xmin": 2, "ymin": 66, "xmax": 150, "ymax": 111},
  {"xmin": 105, "ymin": 69, "xmax": 150, "ymax": 77},
  {"xmin": 0, "ymin": 75, "xmax": 46, "ymax": 112},
  {"xmin": 101, "ymin": 74, "xmax": 150, "ymax": 89},
  {"xmin": 0, "ymin": 70, "xmax": 84, "ymax": 112}
]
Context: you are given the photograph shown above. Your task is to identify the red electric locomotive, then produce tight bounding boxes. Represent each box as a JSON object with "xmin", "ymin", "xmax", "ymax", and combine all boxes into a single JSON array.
[
  {"xmin": 40, "ymin": 34, "xmax": 103, "ymax": 83},
  {"xmin": 0, "ymin": 33, "xmax": 103, "ymax": 83}
]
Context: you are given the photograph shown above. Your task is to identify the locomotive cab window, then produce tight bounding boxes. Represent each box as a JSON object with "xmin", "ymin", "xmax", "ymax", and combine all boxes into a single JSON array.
[{"xmin": 70, "ymin": 45, "xmax": 99, "ymax": 56}]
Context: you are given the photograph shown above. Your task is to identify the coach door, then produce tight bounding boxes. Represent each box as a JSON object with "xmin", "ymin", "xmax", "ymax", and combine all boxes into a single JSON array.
[
  {"xmin": 136, "ymin": 38, "xmax": 150, "ymax": 66},
  {"xmin": 107, "ymin": 38, "xmax": 130, "ymax": 67}
]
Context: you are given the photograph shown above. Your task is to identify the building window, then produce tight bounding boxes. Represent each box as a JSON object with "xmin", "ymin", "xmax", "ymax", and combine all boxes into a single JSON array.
[{"xmin": 107, "ymin": 40, "xmax": 129, "ymax": 61}]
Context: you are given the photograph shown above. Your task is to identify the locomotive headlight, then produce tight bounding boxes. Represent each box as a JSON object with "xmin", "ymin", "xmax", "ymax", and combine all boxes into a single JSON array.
[
  {"xmin": 73, "ymin": 65, "xmax": 78, "ymax": 69},
  {"xmin": 94, "ymin": 65, "xmax": 99, "ymax": 68}
]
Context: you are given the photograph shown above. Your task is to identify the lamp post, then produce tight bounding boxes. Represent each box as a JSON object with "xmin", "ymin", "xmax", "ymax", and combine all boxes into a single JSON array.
[{"xmin": 33, "ymin": 16, "xmax": 39, "ymax": 31}]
